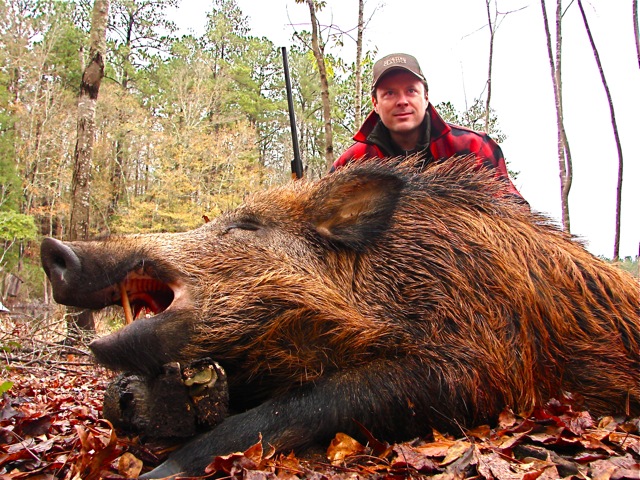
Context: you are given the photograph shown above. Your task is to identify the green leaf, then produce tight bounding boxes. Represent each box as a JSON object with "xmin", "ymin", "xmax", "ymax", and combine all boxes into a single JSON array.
[{"xmin": 0, "ymin": 380, "xmax": 13, "ymax": 395}]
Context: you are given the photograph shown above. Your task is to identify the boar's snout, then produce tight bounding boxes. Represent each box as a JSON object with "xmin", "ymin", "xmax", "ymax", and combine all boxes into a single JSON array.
[{"xmin": 41, "ymin": 237, "xmax": 83, "ymax": 304}]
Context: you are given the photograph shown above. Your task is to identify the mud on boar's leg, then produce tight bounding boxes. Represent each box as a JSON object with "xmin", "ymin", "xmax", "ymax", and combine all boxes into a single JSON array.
[
  {"xmin": 103, "ymin": 359, "xmax": 228, "ymax": 439},
  {"xmin": 141, "ymin": 357, "xmax": 484, "ymax": 479}
]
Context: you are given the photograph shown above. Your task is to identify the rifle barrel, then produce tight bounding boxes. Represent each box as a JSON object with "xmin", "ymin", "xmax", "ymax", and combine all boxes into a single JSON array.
[{"xmin": 282, "ymin": 47, "xmax": 303, "ymax": 179}]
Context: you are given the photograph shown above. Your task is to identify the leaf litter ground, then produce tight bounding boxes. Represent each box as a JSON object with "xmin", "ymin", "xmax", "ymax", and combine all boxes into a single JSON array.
[{"xmin": 1, "ymin": 347, "xmax": 639, "ymax": 479}]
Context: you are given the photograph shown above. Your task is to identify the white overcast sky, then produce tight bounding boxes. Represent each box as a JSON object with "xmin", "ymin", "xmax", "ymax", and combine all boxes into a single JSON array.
[{"xmin": 169, "ymin": 0, "xmax": 639, "ymax": 259}]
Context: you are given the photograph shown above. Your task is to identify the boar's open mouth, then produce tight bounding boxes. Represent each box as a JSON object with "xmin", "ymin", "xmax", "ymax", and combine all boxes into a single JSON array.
[
  {"xmin": 117, "ymin": 269, "xmax": 175, "ymax": 324},
  {"xmin": 88, "ymin": 268, "xmax": 194, "ymax": 373}
]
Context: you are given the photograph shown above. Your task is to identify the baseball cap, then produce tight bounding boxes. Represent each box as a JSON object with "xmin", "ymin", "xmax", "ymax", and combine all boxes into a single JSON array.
[{"xmin": 371, "ymin": 53, "xmax": 428, "ymax": 92}]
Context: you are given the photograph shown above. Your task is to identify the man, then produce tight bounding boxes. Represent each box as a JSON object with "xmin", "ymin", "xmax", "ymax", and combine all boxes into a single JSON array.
[{"xmin": 331, "ymin": 53, "xmax": 525, "ymax": 201}]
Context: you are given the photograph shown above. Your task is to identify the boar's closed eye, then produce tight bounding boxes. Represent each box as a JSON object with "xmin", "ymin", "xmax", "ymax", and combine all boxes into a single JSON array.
[{"xmin": 223, "ymin": 222, "xmax": 261, "ymax": 234}]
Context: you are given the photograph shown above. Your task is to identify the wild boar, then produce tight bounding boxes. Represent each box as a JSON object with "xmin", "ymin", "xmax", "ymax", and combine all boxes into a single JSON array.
[{"xmin": 40, "ymin": 157, "xmax": 640, "ymax": 478}]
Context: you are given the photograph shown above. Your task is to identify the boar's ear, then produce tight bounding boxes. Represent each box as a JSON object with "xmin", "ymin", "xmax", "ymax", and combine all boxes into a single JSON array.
[{"xmin": 308, "ymin": 169, "xmax": 405, "ymax": 249}]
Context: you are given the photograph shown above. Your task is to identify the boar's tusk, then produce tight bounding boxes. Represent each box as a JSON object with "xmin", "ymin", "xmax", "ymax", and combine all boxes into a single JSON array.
[{"xmin": 120, "ymin": 283, "xmax": 134, "ymax": 325}]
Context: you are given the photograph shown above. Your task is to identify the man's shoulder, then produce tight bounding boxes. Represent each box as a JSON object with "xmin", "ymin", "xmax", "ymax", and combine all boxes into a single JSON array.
[
  {"xmin": 430, "ymin": 121, "xmax": 504, "ymax": 163},
  {"xmin": 437, "ymin": 122, "xmax": 500, "ymax": 153},
  {"xmin": 339, "ymin": 142, "xmax": 375, "ymax": 161},
  {"xmin": 445, "ymin": 122, "xmax": 492, "ymax": 140},
  {"xmin": 332, "ymin": 142, "xmax": 384, "ymax": 172},
  {"xmin": 428, "ymin": 106, "xmax": 493, "ymax": 144}
]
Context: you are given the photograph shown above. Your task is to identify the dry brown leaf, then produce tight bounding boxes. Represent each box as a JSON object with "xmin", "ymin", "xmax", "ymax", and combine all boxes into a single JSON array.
[
  {"xmin": 414, "ymin": 438, "xmax": 457, "ymax": 458},
  {"xmin": 494, "ymin": 431, "xmax": 529, "ymax": 452},
  {"xmin": 608, "ymin": 432, "xmax": 640, "ymax": 455},
  {"xmin": 391, "ymin": 444, "xmax": 439, "ymax": 472},
  {"xmin": 326, "ymin": 432, "xmax": 365, "ymax": 465},
  {"xmin": 118, "ymin": 452, "xmax": 143, "ymax": 478},
  {"xmin": 477, "ymin": 451, "xmax": 523, "ymax": 480},
  {"xmin": 274, "ymin": 452, "xmax": 303, "ymax": 479},
  {"xmin": 498, "ymin": 409, "xmax": 518, "ymax": 429},
  {"xmin": 466, "ymin": 424, "xmax": 491, "ymax": 440},
  {"xmin": 205, "ymin": 436, "xmax": 266, "ymax": 475},
  {"xmin": 439, "ymin": 440, "xmax": 473, "ymax": 466}
]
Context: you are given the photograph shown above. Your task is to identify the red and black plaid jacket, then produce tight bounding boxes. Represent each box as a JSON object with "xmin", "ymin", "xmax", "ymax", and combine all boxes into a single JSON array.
[{"xmin": 331, "ymin": 104, "xmax": 525, "ymax": 201}]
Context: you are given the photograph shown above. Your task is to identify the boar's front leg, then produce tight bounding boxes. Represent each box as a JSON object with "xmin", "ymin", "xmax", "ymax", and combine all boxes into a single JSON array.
[{"xmin": 141, "ymin": 358, "xmax": 482, "ymax": 479}]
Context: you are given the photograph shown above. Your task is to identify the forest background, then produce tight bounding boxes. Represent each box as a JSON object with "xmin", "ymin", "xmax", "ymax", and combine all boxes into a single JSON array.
[{"xmin": 0, "ymin": 0, "xmax": 638, "ymax": 309}]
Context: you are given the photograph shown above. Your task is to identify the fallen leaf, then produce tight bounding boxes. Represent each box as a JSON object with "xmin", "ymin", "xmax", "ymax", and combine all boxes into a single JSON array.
[
  {"xmin": 562, "ymin": 409, "xmax": 595, "ymax": 436},
  {"xmin": 326, "ymin": 432, "xmax": 365, "ymax": 465},
  {"xmin": 608, "ymin": 432, "xmax": 640, "ymax": 455},
  {"xmin": 498, "ymin": 409, "xmax": 518, "ymax": 429},
  {"xmin": 467, "ymin": 424, "xmax": 492, "ymax": 440},
  {"xmin": 118, "ymin": 452, "xmax": 143, "ymax": 478},
  {"xmin": 527, "ymin": 425, "xmax": 564, "ymax": 445},
  {"xmin": 391, "ymin": 444, "xmax": 439, "ymax": 473},
  {"xmin": 353, "ymin": 419, "xmax": 392, "ymax": 457},
  {"xmin": 206, "ymin": 436, "xmax": 265, "ymax": 475},
  {"xmin": 477, "ymin": 451, "xmax": 523, "ymax": 480},
  {"xmin": 414, "ymin": 438, "xmax": 457, "ymax": 457},
  {"xmin": 274, "ymin": 452, "xmax": 303, "ymax": 479},
  {"xmin": 495, "ymin": 431, "xmax": 529, "ymax": 453},
  {"xmin": 439, "ymin": 440, "xmax": 472, "ymax": 466},
  {"xmin": 16, "ymin": 414, "xmax": 53, "ymax": 438}
]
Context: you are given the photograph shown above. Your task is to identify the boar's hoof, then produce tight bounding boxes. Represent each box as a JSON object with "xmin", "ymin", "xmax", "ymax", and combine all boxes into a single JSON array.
[
  {"xmin": 182, "ymin": 358, "xmax": 229, "ymax": 427},
  {"xmin": 103, "ymin": 359, "xmax": 228, "ymax": 439}
]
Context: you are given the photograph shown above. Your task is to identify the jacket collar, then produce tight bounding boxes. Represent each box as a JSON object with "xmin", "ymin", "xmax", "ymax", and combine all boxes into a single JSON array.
[{"xmin": 354, "ymin": 103, "xmax": 452, "ymax": 146}]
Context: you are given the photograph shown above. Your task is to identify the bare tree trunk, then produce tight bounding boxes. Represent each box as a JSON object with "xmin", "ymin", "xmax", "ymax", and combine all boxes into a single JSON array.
[
  {"xmin": 304, "ymin": 0, "xmax": 334, "ymax": 170},
  {"xmin": 484, "ymin": 0, "xmax": 495, "ymax": 132},
  {"xmin": 108, "ymin": 9, "xmax": 135, "ymax": 218},
  {"xmin": 577, "ymin": 0, "xmax": 624, "ymax": 260},
  {"xmin": 554, "ymin": 0, "xmax": 573, "ymax": 231},
  {"xmin": 483, "ymin": 2, "xmax": 526, "ymax": 131},
  {"xmin": 108, "ymin": 136, "xmax": 125, "ymax": 217},
  {"xmin": 540, "ymin": 0, "xmax": 572, "ymax": 232},
  {"xmin": 634, "ymin": 0, "xmax": 640, "ymax": 68},
  {"xmin": 354, "ymin": 0, "xmax": 364, "ymax": 127},
  {"xmin": 67, "ymin": 0, "xmax": 110, "ymax": 340}
]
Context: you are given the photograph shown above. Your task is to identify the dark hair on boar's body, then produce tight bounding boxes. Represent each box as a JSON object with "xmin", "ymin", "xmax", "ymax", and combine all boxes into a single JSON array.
[{"xmin": 40, "ymin": 156, "xmax": 640, "ymax": 478}]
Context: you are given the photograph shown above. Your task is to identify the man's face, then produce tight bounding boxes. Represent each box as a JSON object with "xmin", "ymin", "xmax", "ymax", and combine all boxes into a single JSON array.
[{"xmin": 372, "ymin": 70, "xmax": 428, "ymax": 138}]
